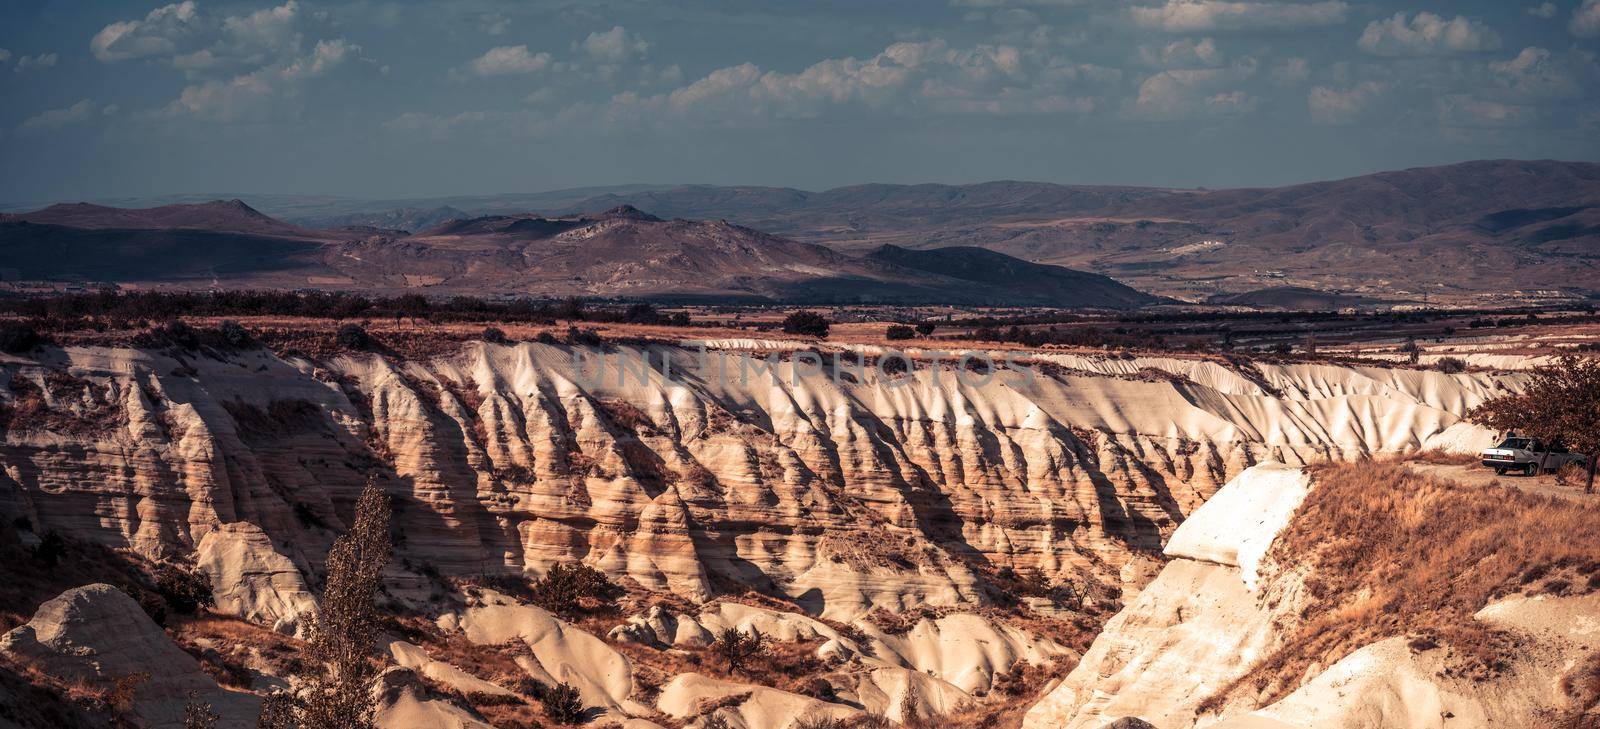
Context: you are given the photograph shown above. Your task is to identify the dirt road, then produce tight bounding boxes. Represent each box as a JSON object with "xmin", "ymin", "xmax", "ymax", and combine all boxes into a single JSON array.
[{"xmin": 1406, "ymin": 461, "xmax": 1597, "ymax": 502}]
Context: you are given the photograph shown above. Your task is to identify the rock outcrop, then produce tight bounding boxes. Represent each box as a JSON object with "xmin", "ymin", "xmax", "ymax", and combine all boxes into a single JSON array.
[
  {"xmin": 1024, "ymin": 462, "xmax": 1600, "ymax": 729},
  {"xmin": 195, "ymin": 522, "xmax": 318, "ymax": 635},
  {"xmin": 1022, "ymin": 463, "xmax": 1310, "ymax": 728},
  {"xmin": 0, "ymin": 584, "xmax": 261, "ymax": 728},
  {"xmin": 0, "ymin": 342, "xmax": 1509, "ymax": 624}
]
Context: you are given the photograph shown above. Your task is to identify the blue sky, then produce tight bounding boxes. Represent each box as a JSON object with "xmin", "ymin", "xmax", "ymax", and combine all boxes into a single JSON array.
[{"xmin": 2, "ymin": 0, "xmax": 1598, "ymax": 202}]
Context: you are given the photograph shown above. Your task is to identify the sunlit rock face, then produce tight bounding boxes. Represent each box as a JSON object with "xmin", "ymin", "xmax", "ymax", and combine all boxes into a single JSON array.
[{"xmin": 0, "ymin": 342, "xmax": 1505, "ymax": 621}]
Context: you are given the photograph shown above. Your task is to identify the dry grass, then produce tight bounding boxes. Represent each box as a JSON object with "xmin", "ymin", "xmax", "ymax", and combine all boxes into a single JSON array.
[
  {"xmin": 168, "ymin": 612, "xmax": 307, "ymax": 688},
  {"xmin": 1202, "ymin": 460, "xmax": 1600, "ymax": 712}
]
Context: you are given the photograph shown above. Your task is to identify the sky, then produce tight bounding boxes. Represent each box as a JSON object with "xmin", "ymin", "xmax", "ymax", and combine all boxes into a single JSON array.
[{"xmin": 1, "ymin": 0, "xmax": 1598, "ymax": 203}]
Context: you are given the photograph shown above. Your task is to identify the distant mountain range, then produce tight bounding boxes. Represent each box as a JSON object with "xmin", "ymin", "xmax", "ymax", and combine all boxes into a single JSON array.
[
  {"xmin": 0, "ymin": 202, "xmax": 1161, "ymax": 307},
  {"xmin": 3, "ymin": 159, "xmax": 1596, "ymax": 305}
]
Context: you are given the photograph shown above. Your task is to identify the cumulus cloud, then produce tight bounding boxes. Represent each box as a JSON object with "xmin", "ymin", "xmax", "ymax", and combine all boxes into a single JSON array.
[
  {"xmin": 590, "ymin": 39, "xmax": 1104, "ymax": 129},
  {"xmin": 1573, "ymin": 0, "xmax": 1600, "ymax": 37},
  {"xmin": 1308, "ymin": 81, "xmax": 1384, "ymax": 124},
  {"xmin": 0, "ymin": 49, "xmax": 11, "ymax": 64},
  {"xmin": 580, "ymin": 26, "xmax": 650, "ymax": 65},
  {"xmin": 1148, "ymin": 38, "xmax": 1224, "ymax": 68},
  {"xmin": 164, "ymin": 38, "xmax": 360, "ymax": 122},
  {"xmin": 1128, "ymin": 60, "xmax": 1259, "ymax": 120},
  {"xmin": 1131, "ymin": 1, "xmax": 1348, "ymax": 33},
  {"xmin": 1357, "ymin": 12, "xmax": 1502, "ymax": 57},
  {"xmin": 15, "ymin": 53, "xmax": 59, "ymax": 73},
  {"xmin": 469, "ymin": 45, "xmax": 552, "ymax": 76},
  {"xmin": 18, "ymin": 99, "xmax": 102, "ymax": 133},
  {"xmin": 1528, "ymin": 3, "xmax": 1558, "ymax": 19},
  {"xmin": 1487, "ymin": 47, "xmax": 1595, "ymax": 101},
  {"xmin": 949, "ymin": 0, "xmax": 1086, "ymax": 6},
  {"xmin": 91, "ymin": 1, "xmax": 200, "ymax": 62},
  {"xmin": 91, "ymin": 1, "xmax": 348, "ymax": 74},
  {"xmin": 1270, "ymin": 57, "xmax": 1311, "ymax": 86},
  {"xmin": 481, "ymin": 13, "xmax": 510, "ymax": 36},
  {"xmin": 1437, "ymin": 95, "xmax": 1531, "ymax": 128},
  {"xmin": 87, "ymin": 1, "xmax": 370, "ymax": 123}
]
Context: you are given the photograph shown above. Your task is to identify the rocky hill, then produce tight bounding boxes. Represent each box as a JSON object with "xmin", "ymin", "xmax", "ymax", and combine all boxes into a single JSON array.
[
  {"xmin": 0, "ymin": 203, "xmax": 1161, "ymax": 307},
  {"xmin": 413, "ymin": 160, "xmax": 1598, "ymax": 303}
]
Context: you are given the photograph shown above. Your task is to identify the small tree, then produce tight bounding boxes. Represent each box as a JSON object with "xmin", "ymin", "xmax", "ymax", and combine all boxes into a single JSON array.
[
  {"xmin": 914, "ymin": 322, "xmax": 936, "ymax": 337},
  {"xmin": 529, "ymin": 562, "xmax": 620, "ymax": 617},
  {"xmin": 536, "ymin": 681, "xmax": 585, "ymax": 725},
  {"xmin": 218, "ymin": 320, "xmax": 253, "ymax": 349},
  {"xmin": 557, "ymin": 297, "xmax": 587, "ymax": 322},
  {"xmin": 711, "ymin": 627, "xmax": 766, "ymax": 675},
  {"xmin": 335, "ymin": 323, "xmax": 372, "ymax": 351},
  {"xmin": 482, "ymin": 326, "xmax": 509, "ymax": 344},
  {"xmin": 1468, "ymin": 355, "xmax": 1600, "ymax": 493},
  {"xmin": 782, "ymin": 312, "xmax": 830, "ymax": 338},
  {"xmin": 155, "ymin": 562, "xmax": 215, "ymax": 615},
  {"xmin": 1400, "ymin": 338, "xmax": 1422, "ymax": 365},
  {"xmin": 885, "ymin": 325, "xmax": 915, "ymax": 341},
  {"xmin": 261, "ymin": 480, "xmax": 392, "ymax": 729}
]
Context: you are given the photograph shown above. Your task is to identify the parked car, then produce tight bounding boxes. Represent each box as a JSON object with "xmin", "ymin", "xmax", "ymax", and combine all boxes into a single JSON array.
[{"xmin": 1480, "ymin": 437, "xmax": 1589, "ymax": 476}]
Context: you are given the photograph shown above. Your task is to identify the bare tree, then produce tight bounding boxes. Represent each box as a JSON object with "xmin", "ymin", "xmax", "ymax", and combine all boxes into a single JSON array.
[
  {"xmin": 711, "ymin": 627, "xmax": 766, "ymax": 675},
  {"xmin": 1469, "ymin": 355, "xmax": 1600, "ymax": 493},
  {"xmin": 259, "ymin": 479, "xmax": 393, "ymax": 729}
]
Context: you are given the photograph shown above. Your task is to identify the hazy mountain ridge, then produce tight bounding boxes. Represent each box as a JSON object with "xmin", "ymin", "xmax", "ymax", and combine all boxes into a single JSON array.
[
  {"xmin": 0, "ymin": 202, "xmax": 1156, "ymax": 307},
  {"xmin": 4, "ymin": 160, "xmax": 1596, "ymax": 302}
]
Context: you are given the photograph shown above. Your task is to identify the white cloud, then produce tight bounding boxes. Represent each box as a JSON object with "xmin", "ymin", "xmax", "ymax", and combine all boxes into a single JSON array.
[
  {"xmin": 592, "ymin": 39, "xmax": 1104, "ymax": 129},
  {"xmin": 18, "ymin": 99, "xmax": 100, "ymax": 133},
  {"xmin": 91, "ymin": 1, "xmax": 326, "ymax": 72},
  {"xmin": 1437, "ymin": 95, "xmax": 1531, "ymax": 128},
  {"xmin": 580, "ymin": 26, "xmax": 650, "ymax": 65},
  {"xmin": 949, "ymin": 0, "xmax": 1085, "ymax": 6},
  {"xmin": 15, "ymin": 53, "xmax": 59, "ymax": 73},
  {"xmin": 164, "ymin": 38, "xmax": 359, "ymax": 122},
  {"xmin": 1152, "ymin": 38, "xmax": 1223, "ymax": 68},
  {"xmin": 469, "ymin": 45, "xmax": 552, "ymax": 76},
  {"xmin": 1528, "ymin": 3, "xmax": 1558, "ymax": 19},
  {"xmin": 1127, "ymin": 57, "xmax": 1259, "ymax": 120},
  {"xmin": 91, "ymin": 1, "xmax": 200, "ymax": 62},
  {"xmin": 1131, "ymin": 1, "xmax": 1348, "ymax": 33},
  {"xmin": 1573, "ymin": 0, "xmax": 1600, "ymax": 37},
  {"xmin": 1357, "ymin": 12, "xmax": 1501, "ymax": 57},
  {"xmin": 481, "ymin": 13, "xmax": 510, "ymax": 36},
  {"xmin": 0, "ymin": 49, "xmax": 10, "ymax": 64},
  {"xmin": 1270, "ymin": 56, "xmax": 1311, "ymax": 86},
  {"xmin": 1308, "ymin": 81, "xmax": 1384, "ymax": 124},
  {"xmin": 1487, "ymin": 47, "xmax": 1594, "ymax": 101},
  {"xmin": 218, "ymin": 1, "xmax": 302, "ymax": 63},
  {"xmin": 88, "ymin": 1, "xmax": 369, "ymax": 123}
]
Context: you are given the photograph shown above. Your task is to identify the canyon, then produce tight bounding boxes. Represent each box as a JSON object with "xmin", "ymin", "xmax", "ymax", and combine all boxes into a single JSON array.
[{"xmin": 3, "ymin": 330, "xmax": 1589, "ymax": 727}]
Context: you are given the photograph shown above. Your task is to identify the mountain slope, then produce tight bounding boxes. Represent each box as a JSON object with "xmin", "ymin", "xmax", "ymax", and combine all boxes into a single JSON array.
[
  {"xmin": 0, "ymin": 199, "xmax": 334, "ymax": 240},
  {"xmin": 513, "ymin": 160, "xmax": 1600, "ymax": 302},
  {"xmin": 864, "ymin": 244, "xmax": 1163, "ymax": 308},
  {"xmin": 0, "ymin": 202, "xmax": 1160, "ymax": 307}
]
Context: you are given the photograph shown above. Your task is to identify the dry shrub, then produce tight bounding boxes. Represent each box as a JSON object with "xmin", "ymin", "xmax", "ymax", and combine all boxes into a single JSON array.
[
  {"xmin": 1408, "ymin": 450, "xmax": 1480, "ymax": 466},
  {"xmin": 1205, "ymin": 461, "xmax": 1600, "ymax": 711},
  {"xmin": 1560, "ymin": 651, "xmax": 1600, "ymax": 728},
  {"xmin": 596, "ymin": 399, "xmax": 653, "ymax": 434}
]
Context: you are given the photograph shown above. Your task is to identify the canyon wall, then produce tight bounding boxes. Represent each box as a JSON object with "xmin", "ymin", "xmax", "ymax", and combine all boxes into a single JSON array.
[{"xmin": 0, "ymin": 342, "xmax": 1510, "ymax": 621}]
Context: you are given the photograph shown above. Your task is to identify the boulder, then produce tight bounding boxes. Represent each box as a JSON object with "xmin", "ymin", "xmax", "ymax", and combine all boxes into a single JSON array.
[
  {"xmin": 0, "ymin": 583, "xmax": 260, "ymax": 728},
  {"xmin": 195, "ymin": 522, "xmax": 318, "ymax": 635}
]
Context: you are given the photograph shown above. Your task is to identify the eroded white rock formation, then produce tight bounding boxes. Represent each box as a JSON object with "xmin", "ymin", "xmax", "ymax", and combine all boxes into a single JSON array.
[
  {"xmin": 0, "ymin": 343, "xmax": 1508, "ymax": 625},
  {"xmin": 1023, "ymin": 462, "xmax": 1600, "ymax": 729},
  {"xmin": 0, "ymin": 584, "xmax": 261, "ymax": 728}
]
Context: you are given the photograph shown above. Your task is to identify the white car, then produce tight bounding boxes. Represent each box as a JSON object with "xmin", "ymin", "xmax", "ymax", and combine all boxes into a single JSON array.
[{"xmin": 1480, "ymin": 437, "xmax": 1589, "ymax": 476}]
